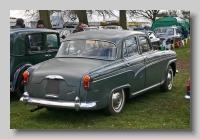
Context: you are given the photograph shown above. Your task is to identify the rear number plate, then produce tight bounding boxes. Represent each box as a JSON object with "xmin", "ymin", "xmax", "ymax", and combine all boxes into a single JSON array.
[{"xmin": 46, "ymin": 79, "xmax": 60, "ymax": 94}]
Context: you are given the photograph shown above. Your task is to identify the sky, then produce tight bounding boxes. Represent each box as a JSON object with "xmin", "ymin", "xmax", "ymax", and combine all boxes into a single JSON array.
[{"xmin": 10, "ymin": 10, "xmax": 152, "ymax": 23}]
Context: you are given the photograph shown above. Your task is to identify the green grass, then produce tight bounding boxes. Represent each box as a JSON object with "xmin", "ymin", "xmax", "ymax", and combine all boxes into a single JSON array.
[{"xmin": 10, "ymin": 44, "xmax": 190, "ymax": 129}]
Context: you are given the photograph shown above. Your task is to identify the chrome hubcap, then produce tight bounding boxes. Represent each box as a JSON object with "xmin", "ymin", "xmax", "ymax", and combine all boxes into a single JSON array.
[
  {"xmin": 112, "ymin": 90, "xmax": 124, "ymax": 112},
  {"xmin": 167, "ymin": 69, "xmax": 173, "ymax": 90}
]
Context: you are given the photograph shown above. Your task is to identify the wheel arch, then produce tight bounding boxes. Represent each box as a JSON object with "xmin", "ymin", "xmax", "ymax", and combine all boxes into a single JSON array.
[{"xmin": 10, "ymin": 63, "xmax": 33, "ymax": 92}]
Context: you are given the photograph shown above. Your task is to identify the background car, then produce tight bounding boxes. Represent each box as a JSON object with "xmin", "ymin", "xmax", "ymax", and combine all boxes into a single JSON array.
[
  {"xmin": 154, "ymin": 26, "xmax": 184, "ymax": 48},
  {"xmin": 133, "ymin": 24, "xmax": 151, "ymax": 31},
  {"xmin": 140, "ymin": 30, "xmax": 160, "ymax": 50},
  {"xmin": 104, "ymin": 25, "xmax": 123, "ymax": 30},
  {"xmin": 55, "ymin": 28, "xmax": 72, "ymax": 42},
  {"xmin": 10, "ymin": 28, "xmax": 61, "ymax": 98},
  {"xmin": 184, "ymin": 77, "xmax": 190, "ymax": 99},
  {"xmin": 20, "ymin": 30, "xmax": 177, "ymax": 115},
  {"xmin": 84, "ymin": 26, "xmax": 98, "ymax": 31}
]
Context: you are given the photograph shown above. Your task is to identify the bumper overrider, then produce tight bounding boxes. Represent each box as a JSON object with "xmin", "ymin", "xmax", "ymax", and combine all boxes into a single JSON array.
[{"xmin": 19, "ymin": 92, "xmax": 97, "ymax": 111}]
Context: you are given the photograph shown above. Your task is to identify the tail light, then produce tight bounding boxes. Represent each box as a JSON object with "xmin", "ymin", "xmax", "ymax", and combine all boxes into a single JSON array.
[
  {"xmin": 83, "ymin": 75, "xmax": 90, "ymax": 89},
  {"xmin": 186, "ymin": 77, "xmax": 190, "ymax": 91},
  {"xmin": 23, "ymin": 71, "xmax": 29, "ymax": 84}
]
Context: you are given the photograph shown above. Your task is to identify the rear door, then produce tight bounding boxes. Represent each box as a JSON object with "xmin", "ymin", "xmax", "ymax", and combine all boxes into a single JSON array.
[{"xmin": 122, "ymin": 36, "xmax": 145, "ymax": 93}]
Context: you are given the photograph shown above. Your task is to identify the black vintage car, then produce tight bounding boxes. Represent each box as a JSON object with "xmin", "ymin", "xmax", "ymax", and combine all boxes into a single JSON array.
[
  {"xmin": 20, "ymin": 30, "xmax": 177, "ymax": 115},
  {"xmin": 10, "ymin": 28, "xmax": 62, "ymax": 98}
]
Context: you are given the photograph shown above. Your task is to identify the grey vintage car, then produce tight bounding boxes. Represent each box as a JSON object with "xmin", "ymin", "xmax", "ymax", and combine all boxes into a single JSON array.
[{"xmin": 20, "ymin": 30, "xmax": 177, "ymax": 115}]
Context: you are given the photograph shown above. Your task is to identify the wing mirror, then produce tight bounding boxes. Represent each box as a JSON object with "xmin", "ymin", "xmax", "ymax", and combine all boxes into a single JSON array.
[{"xmin": 61, "ymin": 35, "xmax": 66, "ymax": 39}]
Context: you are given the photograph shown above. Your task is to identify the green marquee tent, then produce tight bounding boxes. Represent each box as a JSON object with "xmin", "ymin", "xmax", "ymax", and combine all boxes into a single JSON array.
[{"xmin": 151, "ymin": 16, "xmax": 190, "ymax": 33}]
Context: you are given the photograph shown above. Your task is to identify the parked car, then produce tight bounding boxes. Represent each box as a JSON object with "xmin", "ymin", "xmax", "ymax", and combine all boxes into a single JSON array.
[
  {"xmin": 154, "ymin": 26, "xmax": 184, "ymax": 48},
  {"xmin": 55, "ymin": 28, "xmax": 72, "ymax": 42},
  {"xmin": 84, "ymin": 26, "xmax": 98, "ymax": 31},
  {"xmin": 10, "ymin": 28, "xmax": 62, "ymax": 98},
  {"xmin": 97, "ymin": 26, "xmax": 105, "ymax": 30},
  {"xmin": 140, "ymin": 30, "xmax": 160, "ymax": 50},
  {"xmin": 133, "ymin": 24, "xmax": 151, "ymax": 31},
  {"xmin": 104, "ymin": 25, "xmax": 123, "ymax": 30},
  {"xmin": 184, "ymin": 77, "xmax": 190, "ymax": 99},
  {"xmin": 20, "ymin": 30, "xmax": 177, "ymax": 115}
]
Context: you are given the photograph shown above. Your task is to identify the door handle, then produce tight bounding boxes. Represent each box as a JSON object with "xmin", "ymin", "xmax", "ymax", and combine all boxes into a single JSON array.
[
  {"xmin": 126, "ymin": 63, "xmax": 131, "ymax": 66},
  {"xmin": 45, "ymin": 54, "xmax": 49, "ymax": 57}
]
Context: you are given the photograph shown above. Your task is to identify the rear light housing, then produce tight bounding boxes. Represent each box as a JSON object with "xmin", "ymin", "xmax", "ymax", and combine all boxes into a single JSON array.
[
  {"xmin": 186, "ymin": 77, "xmax": 190, "ymax": 91},
  {"xmin": 23, "ymin": 71, "xmax": 29, "ymax": 84},
  {"xmin": 83, "ymin": 75, "xmax": 90, "ymax": 89}
]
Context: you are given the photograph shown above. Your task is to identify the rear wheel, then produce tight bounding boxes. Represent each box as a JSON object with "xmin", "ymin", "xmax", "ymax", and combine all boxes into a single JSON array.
[
  {"xmin": 15, "ymin": 73, "xmax": 24, "ymax": 99},
  {"xmin": 160, "ymin": 66, "xmax": 173, "ymax": 92},
  {"xmin": 103, "ymin": 89, "xmax": 125, "ymax": 115}
]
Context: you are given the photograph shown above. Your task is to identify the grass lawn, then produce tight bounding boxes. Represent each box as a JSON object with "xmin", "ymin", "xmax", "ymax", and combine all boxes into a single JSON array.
[{"xmin": 10, "ymin": 43, "xmax": 190, "ymax": 129}]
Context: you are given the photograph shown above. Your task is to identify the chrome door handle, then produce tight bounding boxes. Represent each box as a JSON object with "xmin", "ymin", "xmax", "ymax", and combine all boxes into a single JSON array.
[{"xmin": 45, "ymin": 54, "xmax": 49, "ymax": 57}]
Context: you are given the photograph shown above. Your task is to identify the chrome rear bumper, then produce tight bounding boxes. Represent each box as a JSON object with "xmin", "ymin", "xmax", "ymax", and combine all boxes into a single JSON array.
[{"xmin": 19, "ymin": 92, "xmax": 96, "ymax": 111}]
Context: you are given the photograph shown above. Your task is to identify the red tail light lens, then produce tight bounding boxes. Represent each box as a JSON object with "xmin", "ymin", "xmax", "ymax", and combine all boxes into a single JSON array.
[
  {"xmin": 23, "ymin": 71, "xmax": 29, "ymax": 84},
  {"xmin": 84, "ymin": 75, "xmax": 90, "ymax": 89},
  {"xmin": 187, "ymin": 77, "xmax": 190, "ymax": 91}
]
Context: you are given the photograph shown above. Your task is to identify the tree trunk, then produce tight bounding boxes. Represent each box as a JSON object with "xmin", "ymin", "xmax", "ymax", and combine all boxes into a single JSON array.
[
  {"xmin": 120, "ymin": 10, "xmax": 127, "ymax": 30},
  {"xmin": 74, "ymin": 10, "xmax": 88, "ymax": 26},
  {"xmin": 39, "ymin": 10, "xmax": 52, "ymax": 29}
]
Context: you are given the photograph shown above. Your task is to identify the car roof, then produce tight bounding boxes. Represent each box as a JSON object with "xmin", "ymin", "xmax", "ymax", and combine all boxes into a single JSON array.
[
  {"xmin": 155, "ymin": 26, "xmax": 181, "ymax": 29},
  {"xmin": 65, "ymin": 30, "xmax": 145, "ymax": 43},
  {"xmin": 10, "ymin": 28, "xmax": 59, "ymax": 34}
]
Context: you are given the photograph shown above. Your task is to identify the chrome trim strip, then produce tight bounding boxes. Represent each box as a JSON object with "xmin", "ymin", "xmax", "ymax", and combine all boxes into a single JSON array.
[
  {"xmin": 92, "ymin": 70, "xmax": 127, "ymax": 83},
  {"xmin": 45, "ymin": 94, "xmax": 59, "ymax": 98},
  {"xmin": 19, "ymin": 92, "xmax": 96, "ymax": 110},
  {"xmin": 45, "ymin": 75, "xmax": 64, "ymax": 80},
  {"xmin": 131, "ymin": 83, "xmax": 160, "ymax": 96},
  {"xmin": 135, "ymin": 66, "xmax": 145, "ymax": 77}
]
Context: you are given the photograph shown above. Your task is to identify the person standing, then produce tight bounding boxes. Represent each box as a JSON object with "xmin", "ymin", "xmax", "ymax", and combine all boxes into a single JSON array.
[
  {"xmin": 11, "ymin": 18, "xmax": 25, "ymax": 29},
  {"xmin": 72, "ymin": 22, "xmax": 85, "ymax": 33},
  {"xmin": 37, "ymin": 20, "xmax": 45, "ymax": 28},
  {"xmin": 182, "ymin": 28, "xmax": 189, "ymax": 39}
]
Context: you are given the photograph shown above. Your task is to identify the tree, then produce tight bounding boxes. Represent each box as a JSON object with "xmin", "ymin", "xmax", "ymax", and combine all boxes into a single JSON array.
[
  {"xmin": 119, "ymin": 10, "xmax": 127, "ymax": 30},
  {"xmin": 73, "ymin": 10, "xmax": 88, "ymax": 25},
  {"xmin": 39, "ymin": 10, "xmax": 52, "ymax": 29},
  {"xmin": 130, "ymin": 10, "xmax": 160, "ymax": 22},
  {"xmin": 181, "ymin": 10, "xmax": 190, "ymax": 23}
]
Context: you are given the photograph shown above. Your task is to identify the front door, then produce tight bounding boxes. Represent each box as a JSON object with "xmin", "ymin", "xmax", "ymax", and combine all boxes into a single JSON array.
[
  {"xmin": 138, "ymin": 36, "xmax": 162, "ymax": 88},
  {"xmin": 26, "ymin": 33, "xmax": 47, "ymax": 65}
]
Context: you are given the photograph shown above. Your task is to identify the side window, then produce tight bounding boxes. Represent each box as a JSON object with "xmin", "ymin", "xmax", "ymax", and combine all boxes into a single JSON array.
[
  {"xmin": 139, "ymin": 36, "xmax": 151, "ymax": 53},
  {"xmin": 27, "ymin": 34, "xmax": 44, "ymax": 52},
  {"xmin": 124, "ymin": 37, "xmax": 138, "ymax": 57},
  {"xmin": 47, "ymin": 33, "xmax": 59, "ymax": 51},
  {"xmin": 123, "ymin": 44, "xmax": 128, "ymax": 57},
  {"xmin": 176, "ymin": 29, "xmax": 180, "ymax": 34}
]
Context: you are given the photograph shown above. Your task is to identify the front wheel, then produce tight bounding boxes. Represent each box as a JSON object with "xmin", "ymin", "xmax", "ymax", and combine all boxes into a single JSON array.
[
  {"xmin": 160, "ymin": 66, "xmax": 174, "ymax": 92},
  {"xmin": 103, "ymin": 89, "xmax": 125, "ymax": 115}
]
